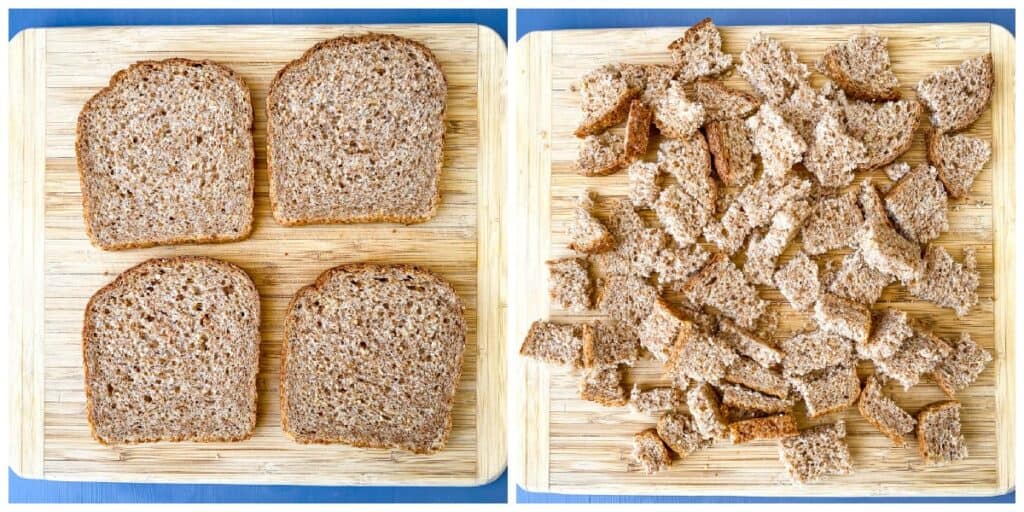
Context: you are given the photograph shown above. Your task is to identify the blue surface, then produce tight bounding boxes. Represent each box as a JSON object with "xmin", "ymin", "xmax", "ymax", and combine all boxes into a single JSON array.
[
  {"xmin": 7, "ymin": 8, "xmax": 507, "ymax": 504},
  {"xmin": 515, "ymin": 7, "xmax": 1015, "ymax": 504}
]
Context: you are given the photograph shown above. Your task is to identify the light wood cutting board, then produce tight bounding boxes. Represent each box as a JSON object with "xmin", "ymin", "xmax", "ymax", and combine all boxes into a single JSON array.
[
  {"xmin": 8, "ymin": 23, "xmax": 506, "ymax": 486},
  {"xmin": 513, "ymin": 23, "xmax": 1014, "ymax": 496}
]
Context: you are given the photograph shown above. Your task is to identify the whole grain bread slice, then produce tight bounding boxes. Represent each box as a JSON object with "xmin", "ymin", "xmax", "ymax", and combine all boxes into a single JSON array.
[
  {"xmin": 858, "ymin": 309, "xmax": 913, "ymax": 361},
  {"xmin": 622, "ymin": 100, "xmax": 654, "ymax": 163},
  {"xmin": 774, "ymin": 252, "xmax": 821, "ymax": 312},
  {"xmin": 778, "ymin": 421, "xmax": 852, "ymax": 483},
  {"xmin": 883, "ymin": 164, "xmax": 950, "ymax": 244},
  {"xmin": 842, "ymin": 98, "xmax": 921, "ymax": 170},
  {"xmin": 682, "ymin": 253, "xmax": 768, "ymax": 330},
  {"xmin": 640, "ymin": 298, "xmax": 692, "ymax": 362},
  {"xmin": 801, "ymin": 190, "xmax": 863, "ymax": 255},
  {"xmin": 724, "ymin": 357, "xmax": 790, "ymax": 399},
  {"xmin": 596, "ymin": 273, "xmax": 661, "ymax": 325},
  {"xmin": 743, "ymin": 199, "xmax": 811, "ymax": 286},
  {"xmin": 738, "ymin": 32, "xmax": 811, "ymax": 104},
  {"xmin": 655, "ymin": 184, "xmax": 714, "ymax": 247},
  {"xmin": 84, "ymin": 256, "xmax": 260, "ymax": 444},
  {"xmin": 572, "ymin": 63, "xmax": 640, "ymax": 137},
  {"xmin": 669, "ymin": 18, "xmax": 734, "ymax": 82},
  {"xmin": 657, "ymin": 135, "xmax": 716, "ymax": 208},
  {"xmin": 519, "ymin": 320, "xmax": 591, "ymax": 368},
  {"xmin": 568, "ymin": 190, "xmax": 616, "ymax": 254},
  {"xmin": 630, "ymin": 385, "xmax": 687, "ymax": 415},
  {"xmin": 658, "ymin": 412, "xmax": 713, "ymax": 457},
  {"xmin": 824, "ymin": 249, "xmax": 893, "ymax": 305},
  {"xmin": 931, "ymin": 332, "xmax": 992, "ymax": 398},
  {"xmin": 804, "ymin": 112, "xmax": 867, "ymax": 188},
  {"xmin": 593, "ymin": 200, "xmax": 667, "ymax": 277},
  {"xmin": 908, "ymin": 246, "xmax": 980, "ymax": 317},
  {"xmin": 859, "ymin": 181, "xmax": 924, "ymax": 283},
  {"xmin": 818, "ymin": 34, "xmax": 901, "ymax": 101},
  {"xmin": 779, "ymin": 330, "xmax": 854, "ymax": 379},
  {"xmin": 687, "ymin": 381, "xmax": 729, "ymax": 441},
  {"xmin": 632, "ymin": 428, "xmax": 673, "ymax": 474},
  {"xmin": 718, "ymin": 383, "xmax": 794, "ymax": 414},
  {"xmin": 654, "ymin": 81, "xmax": 707, "ymax": 139},
  {"xmin": 857, "ymin": 375, "xmax": 916, "ymax": 446},
  {"xmin": 580, "ymin": 364, "xmax": 628, "ymax": 406},
  {"xmin": 729, "ymin": 414, "xmax": 798, "ymax": 444},
  {"xmin": 746, "ymin": 104, "xmax": 807, "ymax": 178},
  {"xmin": 718, "ymin": 318, "xmax": 784, "ymax": 368},
  {"xmin": 547, "ymin": 257, "xmax": 592, "ymax": 312},
  {"xmin": 627, "ymin": 161, "xmax": 662, "ymax": 209},
  {"xmin": 585, "ymin": 320, "xmax": 640, "ymax": 367},
  {"xmin": 695, "ymin": 78, "xmax": 762, "ymax": 122},
  {"xmin": 706, "ymin": 118, "xmax": 758, "ymax": 187},
  {"xmin": 927, "ymin": 130, "xmax": 993, "ymax": 199},
  {"xmin": 790, "ymin": 364, "xmax": 861, "ymax": 418},
  {"xmin": 874, "ymin": 325, "xmax": 953, "ymax": 390},
  {"xmin": 813, "ymin": 293, "xmax": 872, "ymax": 344},
  {"xmin": 916, "ymin": 54, "xmax": 993, "ymax": 133},
  {"xmin": 575, "ymin": 133, "xmax": 626, "ymax": 176},
  {"xmin": 916, "ymin": 401, "xmax": 968, "ymax": 465},
  {"xmin": 666, "ymin": 326, "xmax": 739, "ymax": 384}
]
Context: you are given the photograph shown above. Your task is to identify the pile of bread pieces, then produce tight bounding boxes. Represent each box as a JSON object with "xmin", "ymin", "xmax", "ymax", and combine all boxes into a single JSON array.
[
  {"xmin": 77, "ymin": 34, "xmax": 468, "ymax": 455},
  {"xmin": 520, "ymin": 18, "xmax": 994, "ymax": 483}
]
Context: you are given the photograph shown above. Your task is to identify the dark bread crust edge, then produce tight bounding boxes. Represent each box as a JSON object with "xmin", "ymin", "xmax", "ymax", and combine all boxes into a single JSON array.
[
  {"xmin": 621, "ymin": 100, "xmax": 653, "ymax": 164},
  {"xmin": 83, "ymin": 256, "xmax": 261, "ymax": 444},
  {"xmin": 695, "ymin": 77, "xmax": 761, "ymax": 120},
  {"xmin": 266, "ymin": 33, "xmax": 448, "ymax": 226},
  {"xmin": 857, "ymin": 375, "xmax": 910, "ymax": 446},
  {"xmin": 76, "ymin": 58, "xmax": 256, "ymax": 251},
  {"xmin": 820, "ymin": 43, "xmax": 901, "ymax": 102},
  {"xmin": 279, "ymin": 262, "xmax": 467, "ymax": 454}
]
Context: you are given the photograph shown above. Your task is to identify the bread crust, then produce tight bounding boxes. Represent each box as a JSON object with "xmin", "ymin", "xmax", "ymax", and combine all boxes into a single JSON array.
[
  {"xmin": 76, "ymin": 58, "xmax": 255, "ymax": 250},
  {"xmin": 267, "ymin": 33, "xmax": 447, "ymax": 226},
  {"xmin": 83, "ymin": 256, "xmax": 261, "ymax": 444},
  {"xmin": 622, "ymin": 100, "xmax": 653, "ymax": 163},
  {"xmin": 820, "ymin": 45, "xmax": 901, "ymax": 102}
]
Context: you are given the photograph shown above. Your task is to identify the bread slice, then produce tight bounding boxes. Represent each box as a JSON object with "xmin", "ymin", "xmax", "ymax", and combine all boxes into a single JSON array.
[
  {"xmin": 666, "ymin": 326, "xmax": 739, "ymax": 384},
  {"xmin": 585, "ymin": 320, "xmax": 640, "ymax": 367},
  {"xmin": 858, "ymin": 308, "xmax": 913, "ymax": 360},
  {"xmin": 640, "ymin": 298, "xmax": 692, "ymax": 362},
  {"xmin": 706, "ymin": 118, "xmax": 757, "ymax": 187},
  {"xmin": 778, "ymin": 421, "xmax": 852, "ymax": 483},
  {"xmin": 718, "ymin": 318, "xmax": 783, "ymax": 368},
  {"xmin": 774, "ymin": 252, "xmax": 820, "ymax": 312},
  {"xmin": 724, "ymin": 357, "xmax": 790, "ymax": 399},
  {"xmin": 858, "ymin": 375, "xmax": 916, "ymax": 446},
  {"xmin": 596, "ymin": 274, "xmax": 660, "ymax": 325},
  {"xmin": 743, "ymin": 199, "xmax": 810, "ymax": 286},
  {"xmin": 593, "ymin": 200, "xmax": 667, "ymax": 277},
  {"xmin": 669, "ymin": 18, "xmax": 733, "ymax": 82},
  {"xmin": 580, "ymin": 364, "xmax": 628, "ymax": 406},
  {"xmin": 908, "ymin": 245, "xmax": 980, "ymax": 317},
  {"xmin": 804, "ymin": 112, "xmax": 867, "ymax": 188},
  {"xmin": 695, "ymin": 78, "xmax": 761, "ymax": 122},
  {"xmin": 573, "ymin": 64, "xmax": 640, "ymax": 137},
  {"xmin": 268, "ymin": 35, "xmax": 448, "ymax": 225},
  {"xmin": 654, "ymin": 245, "xmax": 712, "ymax": 292},
  {"xmin": 813, "ymin": 293, "xmax": 872, "ymax": 344},
  {"xmin": 703, "ymin": 208, "xmax": 754, "ymax": 256},
  {"xmin": 520, "ymin": 321, "xmax": 590, "ymax": 368},
  {"xmin": 575, "ymin": 132, "xmax": 626, "ymax": 176},
  {"xmin": 547, "ymin": 257, "xmax": 592, "ymax": 312},
  {"xmin": 729, "ymin": 414, "xmax": 798, "ymax": 444},
  {"xmin": 842, "ymin": 98, "xmax": 921, "ymax": 170},
  {"xmin": 632, "ymin": 428, "xmax": 673, "ymax": 474},
  {"xmin": 682, "ymin": 253, "xmax": 767, "ymax": 329},
  {"xmin": 619, "ymin": 63, "xmax": 677, "ymax": 108},
  {"xmin": 746, "ymin": 104, "xmax": 807, "ymax": 178},
  {"xmin": 824, "ymin": 249, "xmax": 893, "ymax": 305},
  {"xmin": 658, "ymin": 412, "xmax": 712, "ymax": 457},
  {"xmin": 654, "ymin": 81, "xmax": 707, "ymax": 139},
  {"xmin": 627, "ymin": 161, "xmax": 661, "ymax": 209},
  {"xmin": 281, "ymin": 264, "xmax": 465, "ymax": 453},
  {"xmin": 654, "ymin": 184, "xmax": 713, "ymax": 247},
  {"xmin": 818, "ymin": 34, "xmax": 901, "ymax": 101},
  {"xmin": 883, "ymin": 164, "xmax": 949, "ymax": 243},
  {"xmin": 777, "ymin": 82, "xmax": 843, "ymax": 144},
  {"xmin": 738, "ymin": 32, "xmax": 811, "ymax": 104},
  {"xmin": 84, "ymin": 256, "xmax": 259, "ymax": 443},
  {"xmin": 623, "ymin": 100, "xmax": 654, "ymax": 163},
  {"xmin": 916, "ymin": 401, "xmax": 968, "ymax": 465},
  {"xmin": 916, "ymin": 54, "xmax": 993, "ymax": 133},
  {"xmin": 874, "ymin": 326, "xmax": 953, "ymax": 390},
  {"xmin": 779, "ymin": 330, "xmax": 854, "ymax": 378},
  {"xmin": 719, "ymin": 383, "xmax": 794, "ymax": 414},
  {"xmin": 859, "ymin": 181, "xmax": 923, "ymax": 283},
  {"xmin": 927, "ymin": 130, "xmax": 992, "ymax": 199},
  {"xmin": 687, "ymin": 382, "xmax": 729, "ymax": 441},
  {"xmin": 931, "ymin": 332, "xmax": 992, "ymax": 398},
  {"xmin": 77, "ymin": 59, "xmax": 254, "ymax": 250},
  {"xmin": 568, "ymin": 190, "xmax": 616, "ymax": 254},
  {"xmin": 883, "ymin": 161, "xmax": 912, "ymax": 183},
  {"xmin": 630, "ymin": 385, "xmax": 686, "ymax": 415},
  {"xmin": 657, "ymin": 135, "xmax": 716, "ymax": 208},
  {"xmin": 790, "ymin": 365, "xmax": 861, "ymax": 418}
]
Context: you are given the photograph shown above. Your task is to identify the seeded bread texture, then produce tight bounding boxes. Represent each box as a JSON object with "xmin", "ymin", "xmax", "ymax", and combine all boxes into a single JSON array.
[
  {"xmin": 857, "ymin": 375, "xmax": 916, "ymax": 446},
  {"xmin": 658, "ymin": 411, "xmax": 712, "ymax": 457},
  {"xmin": 908, "ymin": 246, "xmax": 979, "ymax": 317},
  {"xmin": 688, "ymin": 381, "xmax": 729, "ymax": 441},
  {"xmin": 667, "ymin": 327, "xmax": 739, "ymax": 384},
  {"xmin": 520, "ymin": 320, "xmax": 591, "ymax": 368},
  {"xmin": 931, "ymin": 332, "xmax": 992, "ymax": 398},
  {"xmin": 818, "ymin": 34, "xmax": 901, "ymax": 101},
  {"xmin": 77, "ymin": 59, "xmax": 254, "ymax": 250},
  {"xmin": 858, "ymin": 309, "xmax": 913, "ymax": 361},
  {"xmin": 580, "ymin": 364, "xmax": 628, "ymax": 406},
  {"xmin": 824, "ymin": 249, "xmax": 893, "ymax": 305},
  {"xmin": 627, "ymin": 161, "xmax": 661, "ymax": 209},
  {"xmin": 738, "ymin": 32, "xmax": 811, "ymax": 104},
  {"xmin": 575, "ymin": 132, "xmax": 626, "ymax": 176},
  {"xmin": 883, "ymin": 165, "xmax": 949, "ymax": 243},
  {"xmin": 568, "ymin": 190, "xmax": 616, "ymax": 254},
  {"xmin": 632, "ymin": 428, "xmax": 673, "ymax": 474},
  {"xmin": 724, "ymin": 357, "xmax": 790, "ymax": 399},
  {"xmin": 281, "ymin": 264, "xmax": 465, "ymax": 453},
  {"xmin": 729, "ymin": 414, "xmax": 798, "ymax": 444},
  {"xmin": 927, "ymin": 130, "xmax": 992, "ymax": 199},
  {"xmin": 791, "ymin": 365, "xmax": 861, "ymax": 418},
  {"xmin": 780, "ymin": 330, "xmax": 854, "ymax": 378},
  {"xmin": 267, "ymin": 35, "xmax": 446, "ymax": 225},
  {"xmin": 718, "ymin": 319, "xmax": 784, "ymax": 368},
  {"xmin": 719, "ymin": 383, "xmax": 794, "ymax": 414},
  {"xmin": 585, "ymin": 320, "xmax": 641, "ymax": 367},
  {"xmin": 597, "ymin": 274, "xmax": 660, "ymax": 325},
  {"xmin": 84, "ymin": 256, "xmax": 259, "ymax": 444},
  {"xmin": 695, "ymin": 78, "xmax": 761, "ymax": 122},
  {"xmin": 573, "ymin": 64, "xmax": 640, "ymax": 137},
  {"xmin": 746, "ymin": 104, "xmax": 807, "ymax": 178},
  {"xmin": 668, "ymin": 18, "xmax": 734, "ymax": 82},
  {"xmin": 805, "ymin": 112, "xmax": 867, "ymax": 188},
  {"xmin": 654, "ymin": 81, "xmax": 707, "ymax": 139},
  {"xmin": 657, "ymin": 135, "xmax": 716, "ymax": 208},
  {"xmin": 916, "ymin": 401, "xmax": 968, "ymax": 465},
  {"xmin": 640, "ymin": 298, "xmax": 691, "ymax": 362},
  {"xmin": 706, "ymin": 118, "xmax": 757, "ymax": 187},
  {"xmin": 623, "ymin": 100, "xmax": 654, "ymax": 163},
  {"xmin": 842, "ymin": 98, "xmax": 921, "ymax": 170},
  {"xmin": 630, "ymin": 385, "xmax": 686, "ymax": 415},
  {"xmin": 547, "ymin": 257, "xmax": 592, "ymax": 312},
  {"xmin": 916, "ymin": 54, "xmax": 993, "ymax": 133},
  {"xmin": 874, "ymin": 327, "xmax": 952, "ymax": 390},
  {"xmin": 774, "ymin": 252, "xmax": 820, "ymax": 312},
  {"xmin": 778, "ymin": 421, "xmax": 852, "ymax": 483},
  {"xmin": 813, "ymin": 293, "xmax": 872, "ymax": 344}
]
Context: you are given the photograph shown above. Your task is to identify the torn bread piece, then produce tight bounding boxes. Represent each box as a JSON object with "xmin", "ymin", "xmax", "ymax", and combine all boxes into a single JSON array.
[
  {"xmin": 593, "ymin": 199, "xmax": 667, "ymax": 277},
  {"xmin": 908, "ymin": 245, "xmax": 980, "ymax": 317},
  {"xmin": 780, "ymin": 330, "xmax": 854, "ymax": 378},
  {"xmin": 630, "ymin": 385, "xmax": 687, "ymax": 415},
  {"xmin": 575, "ymin": 133, "xmax": 625, "ymax": 176},
  {"xmin": 818, "ymin": 34, "xmax": 901, "ymax": 101},
  {"xmin": 791, "ymin": 365, "xmax": 861, "ymax": 418},
  {"xmin": 657, "ymin": 134, "xmax": 716, "ymax": 208},
  {"xmin": 655, "ymin": 184, "xmax": 714, "ymax": 247},
  {"xmin": 743, "ymin": 199, "xmax": 810, "ymax": 286},
  {"xmin": 874, "ymin": 326, "xmax": 953, "ymax": 390},
  {"xmin": 632, "ymin": 428, "xmax": 672, "ymax": 474},
  {"xmin": 916, "ymin": 54, "xmax": 993, "ymax": 133},
  {"xmin": 547, "ymin": 257, "xmax": 592, "ymax": 312},
  {"xmin": 858, "ymin": 308, "xmax": 913, "ymax": 360},
  {"xmin": 622, "ymin": 100, "xmax": 653, "ymax": 164},
  {"xmin": 842, "ymin": 98, "xmax": 921, "ymax": 170},
  {"xmin": 718, "ymin": 319, "xmax": 783, "ymax": 368},
  {"xmin": 682, "ymin": 253, "xmax": 768, "ymax": 329},
  {"xmin": 916, "ymin": 401, "xmax": 968, "ymax": 465},
  {"xmin": 596, "ymin": 273, "xmax": 660, "ymax": 326},
  {"xmin": 883, "ymin": 164, "xmax": 949, "ymax": 244},
  {"xmin": 688, "ymin": 381, "xmax": 729, "ymax": 441},
  {"xmin": 927, "ymin": 130, "xmax": 992, "ymax": 199},
  {"xmin": 580, "ymin": 364, "xmax": 628, "ymax": 406},
  {"xmin": 776, "ymin": 82, "xmax": 843, "ymax": 144},
  {"xmin": 719, "ymin": 383, "xmax": 794, "ymax": 414},
  {"xmin": 627, "ymin": 161, "xmax": 661, "ymax": 209},
  {"xmin": 654, "ymin": 245, "xmax": 711, "ymax": 292},
  {"xmin": 729, "ymin": 414, "xmax": 798, "ymax": 444},
  {"xmin": 859, "ymin": 181, "xmax": 923, "ymax": 283},
  {"xmin": 658, "ymin": 412, "xmax": 712, "ymax": 457},
  {"xmin": 666, "ymin": 326, "xmax": 739, "ymax": 384},
  {"xmin": 724, "ymin": 357, "xmax": 790, "ymax": 399},
  {"xmin": 620, "ymin": 63, "xmax": 678, "ymax": 109},
  {"xmin": 694, "ymin": 78, "xmax": 761, "ymax": 122},
  {"xmin": 669, "ymin": 18, "xmax": 734, "ymax": 82},
  {"xmin": 738, "ymin": 32, "xmax": 811, "ymax": 104},
  {"xmin": 573, "ymin": 64, "xmax": 639, "ymax": 137},
  {"xmin": 639, "ymin": 298, "xmax": 692, "ymax": 362},
  {"xmin": 568, "ymin": 190, "xmax": 616, "ymax": 254},
  {"xmin": 804, "ymin": 112, "xmax": 867, "ymax": 188},
  {"xmin": 931, "ymin": 332, "xmax": 992, "ymax": 398},
  {"xmin": 774, "ymin": 252, "xmax": 820, "ymax": 312},
  {"xmin": 813, "ymin": 293, "xmax": 872, "ymax": 344},
  {"xmin": 746, "ymin": 104, "xmax": 807, "ymax": 178},
  {"xmin": 779, "ymin": 421, "xmax": 852, "ymax": 484},
  {"xmin": 883, "ymin": 161, "xmax": 912, "ymax": 183},
  {"xmin": 858, "ymin": 375, "xmax": 916, "ymax": 446},
  {"xmin": 654, "ymin": 81, "xmax": 706, "ymax": 139},
  {"xmin": 705, "ymin": 173, "xmax": 813, "ymax": 254},
  {"xmin": 824, "ymin": 249, "xmax": 893, "ymax": 305},
  {"xmin": 706, "ymin": 118, "xmax": 757, "ymax": 187},
  {"xmin": 519, "ymin": 320, "xmax": 591, "ymax": 368},
  {"xmin": 585, "ymin": 320, "xmax": 640, "ymax": 368}
]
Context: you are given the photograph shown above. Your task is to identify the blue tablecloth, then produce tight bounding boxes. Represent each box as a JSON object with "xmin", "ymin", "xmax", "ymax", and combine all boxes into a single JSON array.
[
  {"xmin": 7, "ymin": 8, "xmax": 507, "ymax": 504},
  {"xmin": 514, "ymin": 7, "xmax": 1014, "ymax": 504}
]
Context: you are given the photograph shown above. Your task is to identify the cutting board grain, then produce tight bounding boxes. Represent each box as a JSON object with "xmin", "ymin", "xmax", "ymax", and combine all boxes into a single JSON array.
[
  {"xmin": 9, "ymin": 23, "xmax": 506, "ymax": 486},
  {"xmin": 513, "ymin": 23, "xmax": 1014, "ymax": 496}
]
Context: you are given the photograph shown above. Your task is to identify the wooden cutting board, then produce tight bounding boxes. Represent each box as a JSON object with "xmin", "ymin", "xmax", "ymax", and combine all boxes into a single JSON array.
[
  {"xmin": 513, "ymin": 23, "xmax": 1014, "ymax": 496},
  {"xmin": 8, "ymin": 24, "xmax": 506, "ymax": 486}
]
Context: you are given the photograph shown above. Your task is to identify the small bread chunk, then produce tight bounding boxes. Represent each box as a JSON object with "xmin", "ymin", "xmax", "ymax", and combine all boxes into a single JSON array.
[
  {"xmin": 780, "ymin": 330, "xmax": 854, "ymax": 378},
  {"xmin": 719, "ymin": 318, "xmax": 783, "ymax": 368},
  {"xmin": 703, "ymin": 209, "xmax": 754, "ymax": 256},
  {"xmin": 724, "ymin": 357, "xmax": 790, "ymax": 398},
  {"xmin": 791, "ymin": 365, "xmax": 861, "ymax": 418},
  {"xmin": 658, "ymin": 411, "xmax": 712, "ymax": 457},
  {"xmin": 916, "ymin": 54, "xmax": 994, "ymax": 133},
  {"xmin": 859, "ymin": 181, "xmax": 923, "ymax": 283},
  {"xmin": 813, "ymin": 293, "xmax": 872, "ymax": 344},
  {"xmin": 931, "ymin": 332, "xmax": 992, "ymax": 398},
  {"xmin": 669, "ymin": 18, "xmax": 733, "ymax": 82},
  {"xmin": 580, "ymin": 364, "xmax": 628, "ymax": 406},
  {"xmin": 632, "ymin": 428, "xmax": 673, "ymax": 475},
  {"xmin": 596, "ymin": 274, "xmax": 660, "ymax": 325},
  {"xmin": 858, "ymin": 309, "xmax": 913, "ymax": 360},
  {"xmin": 916, "ymin": 401, "xmax": 968, "ymax": 465},
  {"xmin": 819, "ymin": 34, "xmax": 901, "ymax": 101},
  {"xmin": 738, "ymin": 32, "xmax": 811, "ymax": 104},
  {"xmin": 746, "ymin": 104, "xmax": 807, "ymax": 178},
  {"xmin": 695, "ymin": 78, "xmax": 761, "ymax": 122},
  {"xmin": 573, "ymin": 64, "xmax": 639, "ymax": 137},
  {"xmin": 657, "ymin": 135, "xmax": 716, "ymax": 208},
  {"xmin": 519, "ymin": 320, "xmax": 591, "ymax": 368},
  {"xmin": 575, "ymin": 133, "xmax": 625, "ymax": 176},
  {"xmin": 909, "ymin": 246, "xmax": 980, "ymax": 317},
  {"xmin": 874, "ymin": 327, "xmax": 953, "ymax": 390},
  {"xmin": 927, "ymin": 131, "xmax": 992, "ymax": 199},
  {"xmin": 777, "ymin": 82, "xmax": 843, "ymax": 144},
  {"xmin": 593, "ymin": 200, "xmax": 667, "ymax": 277},
  {"xmin": 824, "ymin": 249, "xmax": 893, "ymax": 305},
  {"xmin": 655, "ymin": 184, "xmax": 713, "ymax": 247},
  {"xmin": 585, "ymin": 320, "xmax": 640, "ymax": 368},
  {"xmin": 779, "ymin": 421, "xmax": 852, "ymax": 483},
  {"xmin": 654, "ymin": 81, "xmax": 707, "ymax": 139},
  {"xmin": 281, "ymin": 264, "xmax": 465, "ymax": 453},
  {"xmin": 547, "ymin": 257, "xmax": 592, "ymax": 312},
  {"xmin": 84, "ymin": 257, "xmax": 259, "ymax": 443},
  {"xmin": 667, "ymin": 326, "xmax": 739, "ymax": 384},
  {"xmin": 688, "ymin": 382, "xmax": 729, "ymax": 440},
  {"xmin": 884, "ymin": 165, "xmax": 949, "ymax": 243},
  {"xmin": 630, "ymin": 385, "xmax": 686, "ymax": 415},
  {"xmin": 706, "ymin": 118, "xmax": 757, "ymax": 187},
  {"xmin": 774, "ymin": 252, "xmax": 820, "ymax": 312},
  {"xmin": 842, "ymin": 99, "xmax": 922, "ymax": 170},
  {"xmin": 568, "ymin": 190, "xmax": 616, "ymax": 254},
  {"xmin": 654, "ymin": 245, "xmax": 712, "ymax": 292},
  {"xmin": 743, "ymin": 199, "xmax": 810, "ymax": 286},
  {"xmin": 729, "ymin": 414, "xmax": 798, "ymax": 444},
  {"xmin": 858, "ymin": 375, "xmax": 916, "ymax": 446},
  {"xmin": 719, "ymin": 383, "xmax": 794, "ymax": 414},
  {"xmin": 884, "ymin": 161, "xmax": 912, "ymax": 182},
  {"xmin": 627, "ymin": 161, "xmax": 661, "ymax": 209},
  {"xmin": 640, "ymin": 298, "xmax": 691, "ymax": 362},
  {"xmin": 722, "ymin": 404, "xmax": 764, "ymax": 423},
  {"xmin": 705, "ymin": 173, "xmax": 813, "ymax": 254},
  {"xmin": 682, "ymin": 253, "xmax": 768, "ymax": 329},
  {"xmin": 620, "ymin": 63, "xmax": 677, "ymax": 108},
  {"xmin": 623, "ymin": 100, "xmax": 654, "ymax": 163},
  {"xmin": 78, "ymin": 60, "xmax": 255, "ymax": 249},
  {"xmin": 805, "ymin": 113, "xmax": 867, "ymax": 188}
]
